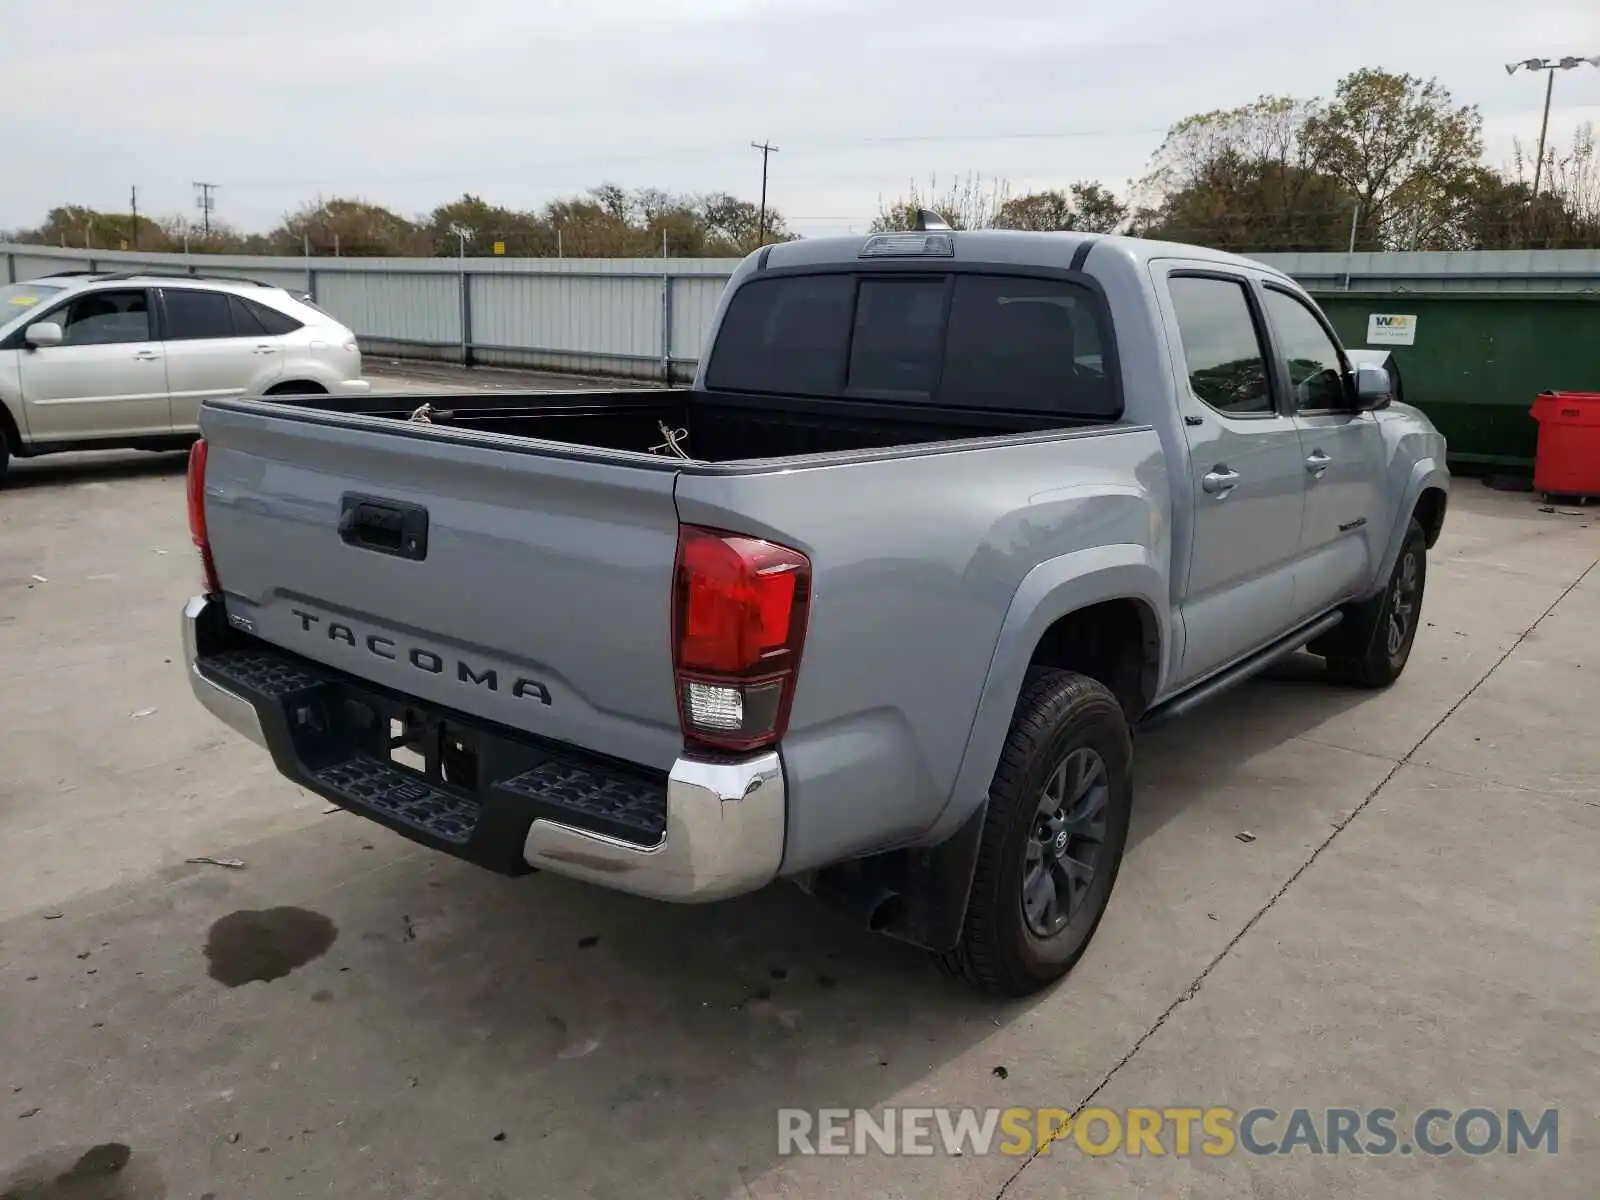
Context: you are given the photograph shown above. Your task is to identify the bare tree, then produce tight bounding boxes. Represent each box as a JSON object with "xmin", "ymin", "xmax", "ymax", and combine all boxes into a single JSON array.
[{"xmin": 872, "ymin": 173, "xmax": 1013, "ymax": 231}]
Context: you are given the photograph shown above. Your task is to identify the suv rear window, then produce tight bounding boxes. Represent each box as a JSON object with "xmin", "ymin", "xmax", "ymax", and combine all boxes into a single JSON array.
[{"xmin": 705, "ymin": 271, "xmax": 1117, "ymax": 418}]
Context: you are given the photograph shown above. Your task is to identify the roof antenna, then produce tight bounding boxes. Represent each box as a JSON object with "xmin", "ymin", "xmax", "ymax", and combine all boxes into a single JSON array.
[{"xmin": 913, "ymin": 208, "xmax": 951, "ymax": 232}]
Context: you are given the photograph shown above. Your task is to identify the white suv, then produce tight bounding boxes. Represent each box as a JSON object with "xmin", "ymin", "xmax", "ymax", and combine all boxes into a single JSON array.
[{"xmin": 0, "ymin": 271, "xmax": 369, "ymax": 482}]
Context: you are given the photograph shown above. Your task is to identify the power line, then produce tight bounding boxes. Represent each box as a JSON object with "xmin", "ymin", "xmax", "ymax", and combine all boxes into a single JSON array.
[{"xmin": 213, "ymin": 124, "xmax": 1169, "ymax": 192}]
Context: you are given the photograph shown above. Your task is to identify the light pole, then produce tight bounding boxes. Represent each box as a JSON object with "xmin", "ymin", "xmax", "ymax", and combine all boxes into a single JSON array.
[{"xmin": 1504, "ymin": 56, "xmax": 1600, "ymax": 196}]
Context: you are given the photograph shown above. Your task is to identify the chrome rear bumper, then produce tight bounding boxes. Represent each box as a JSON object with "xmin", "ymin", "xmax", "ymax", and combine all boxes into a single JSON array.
[
  {"xmin": 522, "ymin": 753, "xmax": 785, "ymax": 902},
  {"xmin": 182, "ymin": 594, "xmax": 785, "ymax": 902}
]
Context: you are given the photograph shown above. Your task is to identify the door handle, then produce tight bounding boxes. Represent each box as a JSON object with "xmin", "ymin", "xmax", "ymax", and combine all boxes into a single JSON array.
[
  {"xmin": 1306, "ymin": 450, "xmax": 1332, "ymax": 476},
  {"xmin": 133, "ymin": 350, "xmax": 160, "ymax": 361},
  {"xmin": 252, "ymin": 344, "xmax": 276, "ymax": 355},
  {"xmin": 1201, "ymin": 468, "xmax": 1241, "ymax": 497}
]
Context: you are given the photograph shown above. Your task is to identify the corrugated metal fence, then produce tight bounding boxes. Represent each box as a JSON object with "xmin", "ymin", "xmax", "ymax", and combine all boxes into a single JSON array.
[
  {"xmin": 1, "ymin": 244, "xmax": 737, "ymax": 382},
  {"xmin": 5, "ymin": 243, "xmax": 1598, "ymax": 383}
]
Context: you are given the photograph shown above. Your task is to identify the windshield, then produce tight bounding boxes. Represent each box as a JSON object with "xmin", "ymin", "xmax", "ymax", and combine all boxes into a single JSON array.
[{"xmin": 1, "ymin": 282, "xmax": 65, "ymax": 322}]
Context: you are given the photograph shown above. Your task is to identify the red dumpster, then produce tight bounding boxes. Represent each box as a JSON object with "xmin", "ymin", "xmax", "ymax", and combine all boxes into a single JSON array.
[{"xmin": 1530, "ymin": 391, "xmax": 1600, "ymax": 498}]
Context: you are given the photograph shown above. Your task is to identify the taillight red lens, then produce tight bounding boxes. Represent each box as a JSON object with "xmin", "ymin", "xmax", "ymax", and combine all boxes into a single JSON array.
[
  {"xmin": 186, "ymin": 439, "xmax": 221, "ymax": 595},
  {"xmin": 673, "ymin": 525, "xmax": 810, "ymax": 753}
]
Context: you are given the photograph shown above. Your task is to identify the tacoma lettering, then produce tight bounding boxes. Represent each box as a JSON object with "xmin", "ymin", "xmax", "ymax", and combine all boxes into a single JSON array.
[
  {"xmin": 459, "ymin": 662, "xmax": 498, "ymax": 690},
  {"xmin": 285, "ymin": 609, "xmax": 550, "ymax": 704}
]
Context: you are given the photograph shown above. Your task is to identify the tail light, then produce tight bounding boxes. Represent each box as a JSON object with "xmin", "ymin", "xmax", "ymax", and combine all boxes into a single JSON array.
[
  {"xmin": 672, "ymin": 525, "xmax": 811, "ymax": 753},
  {"xmin": 186, "ymin": 438, "xmax": 221, "ymax": 595}
]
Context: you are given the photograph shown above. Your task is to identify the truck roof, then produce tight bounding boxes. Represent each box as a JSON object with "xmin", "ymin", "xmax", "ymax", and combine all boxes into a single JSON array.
[{"xmin": 759, "ymin": 229, "xmax": 1296, "ymax": 285}]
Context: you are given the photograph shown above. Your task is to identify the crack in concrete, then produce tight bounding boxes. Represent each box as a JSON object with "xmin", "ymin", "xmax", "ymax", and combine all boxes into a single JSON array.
[{"xmin": 994, "ymin": 554, "xmax": 1599, "ymax": 1198}]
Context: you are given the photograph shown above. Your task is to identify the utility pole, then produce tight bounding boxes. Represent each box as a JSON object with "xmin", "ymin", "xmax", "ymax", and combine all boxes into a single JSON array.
[
  {"xmin": 1504, "ymin": 56, "xmax": 1600, "ymax": 196},
  {"xmin": 193, "ymin": 181, "xmax": 218, "ymax": 238},
  {"xmin": 130, "ymin": 186, "xmax": 140, "ymax": 250},
  {"xmin": 751, "ymin": 141, "xmax": 779, "ymax": 247}
]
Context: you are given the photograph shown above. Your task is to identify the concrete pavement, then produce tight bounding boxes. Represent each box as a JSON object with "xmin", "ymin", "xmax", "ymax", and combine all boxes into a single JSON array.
[{"xmin": 1, "ymin": 430, "xmax": 1596, "ymax": 1198}]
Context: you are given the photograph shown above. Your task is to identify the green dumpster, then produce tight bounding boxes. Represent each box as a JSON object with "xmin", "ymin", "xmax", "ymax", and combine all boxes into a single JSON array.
[{"xmin": 1312, "ymin": 292, "xmax": 1600, "ymax": 471}]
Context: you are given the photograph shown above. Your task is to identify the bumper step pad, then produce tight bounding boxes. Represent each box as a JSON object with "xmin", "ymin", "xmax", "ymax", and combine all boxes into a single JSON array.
[
  {"xmin": 498, "ymin": 760, "xmax": 667, "ymax": 844},
  {"xmin": 316, "ymin": 756, "xmax": 482, "ymax": 844},
  {"xmin": 195, "ymin": 641, "xmax": 668, "ymax": 863}
]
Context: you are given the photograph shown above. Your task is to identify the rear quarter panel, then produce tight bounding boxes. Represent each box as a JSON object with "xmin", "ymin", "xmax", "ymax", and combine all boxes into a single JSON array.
[{"xmin": 675, "ymin": 426, "xmax": 1170, "ymax": 872}]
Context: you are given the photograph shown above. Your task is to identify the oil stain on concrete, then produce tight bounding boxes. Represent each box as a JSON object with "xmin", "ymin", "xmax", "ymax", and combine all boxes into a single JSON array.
[
  {"xmin": 204, "ymin": 908, "xmax": 337, "ymax": 987},
  {"xmin": 0, "ymin": 1142, "xmax": 163, "ymax": 1200}
]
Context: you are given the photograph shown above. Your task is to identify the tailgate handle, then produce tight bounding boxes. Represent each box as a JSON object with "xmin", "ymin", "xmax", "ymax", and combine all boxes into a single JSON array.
[{"xmin": 338, "ymin": 494, "xmax": 429, "ymax": 561}]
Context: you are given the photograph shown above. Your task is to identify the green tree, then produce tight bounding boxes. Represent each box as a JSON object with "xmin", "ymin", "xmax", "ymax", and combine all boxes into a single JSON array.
[
  {"xmin": 1133, "ymin": 95, "xmax": 1356, "ymax": 251},
  {"xmin": 990, "ymin": 183, "xmax": 1129, "ymax": 233},
  {"xmin": 423, "ymin": 194, "xmax": 549, "ymax": 256},
  {"xmin": 274, "ymin": 197, "xmax": 425, "ymax": 256},
  {"xmin": 1303, "ymin": 69, "xmax": 1483, "ymax": 249}
]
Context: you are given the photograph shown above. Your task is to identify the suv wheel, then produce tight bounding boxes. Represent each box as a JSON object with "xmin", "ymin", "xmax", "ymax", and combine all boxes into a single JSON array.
[
  {"xmin": 0, "ymin": 423, "xmax": 10, "ymax": 487},
  {"xmin": 937, "ymin": 669, "xmax": 1133, "ymax": 997}
]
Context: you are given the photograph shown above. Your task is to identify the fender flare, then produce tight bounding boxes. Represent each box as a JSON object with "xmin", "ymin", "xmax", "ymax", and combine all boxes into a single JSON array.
[
  {"xmin": 1367, "ymin": 458, "xmax": 1448, "ymax": 598},
  {"xmin": 924, "ymin": 543, "xmax": 1169, "ymax": 847}
]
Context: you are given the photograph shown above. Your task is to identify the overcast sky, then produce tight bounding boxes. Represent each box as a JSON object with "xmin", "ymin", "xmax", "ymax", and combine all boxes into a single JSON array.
[{"xmin": 4, "ymin": 0, "xmax": 1597, "ymax": 239}]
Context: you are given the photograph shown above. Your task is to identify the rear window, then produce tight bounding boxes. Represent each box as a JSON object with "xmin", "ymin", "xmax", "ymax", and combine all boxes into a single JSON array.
[
  {"xmin": 707, "ymin": 274, "xmax": 853, "ymax": 396},
  {"xmin": 705, "ymin": 271, "xmax": 1117, "ymax": 417}
]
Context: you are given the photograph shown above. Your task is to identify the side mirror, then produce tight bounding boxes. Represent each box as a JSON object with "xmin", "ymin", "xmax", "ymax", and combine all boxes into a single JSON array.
[
  {"xmin": 1352, "ymin": 362, "xmax": 1391, "ymax": 411},
  {"xmin": 25, "ymin": 321, "xmax": 63, "ymax": 349}
]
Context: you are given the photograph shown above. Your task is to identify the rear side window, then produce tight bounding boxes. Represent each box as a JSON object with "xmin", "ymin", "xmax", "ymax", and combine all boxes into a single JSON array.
[
  {"xmin": 244, "ymin": 297, "xmax": 305, "ymax": 336},
  {"xmin": 228, "ymin": 295, "xmax": 268, "ymax": 336},
  {"xmin": 706, "ymin": 271, "xmax": 1118, "ymax": 417},
  {"xmin": 164, "ymin": 290, "xmax": 235, "ymax": 340},
  {"xmin": 1167, "ymin": 276, "xmax": 1274, "ymax": 416}
]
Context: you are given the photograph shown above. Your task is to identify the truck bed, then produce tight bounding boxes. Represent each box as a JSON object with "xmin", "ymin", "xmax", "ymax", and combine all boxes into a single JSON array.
[{"xmin": 262, "ymin": 387, "xmax": 1109, "ymax": 464}]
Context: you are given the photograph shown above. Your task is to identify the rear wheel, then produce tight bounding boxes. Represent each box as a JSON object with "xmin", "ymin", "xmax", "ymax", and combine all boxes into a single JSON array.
[
  {"xmin": 1325, "ymin": 518, "xmax": 1427, "ymax": 688},
  {"xmin": 0, "ymin": 423, "xmax": 10, "ymax": 487},
  {"xmin": 937, "ymin": 669, "xmax": 1133, "ymax": 997},
  {"xmin": 264, "ymin": 381, "xmax": 328, "ymax": 396}
]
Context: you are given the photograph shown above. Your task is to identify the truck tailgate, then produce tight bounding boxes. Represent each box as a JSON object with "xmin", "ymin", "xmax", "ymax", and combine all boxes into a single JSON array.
[{"xmin": 199, "ymin": 402, "xmax": 684, "ymax": 771}]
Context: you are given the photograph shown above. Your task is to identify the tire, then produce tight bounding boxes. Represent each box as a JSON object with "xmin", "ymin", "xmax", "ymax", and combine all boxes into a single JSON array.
[
  {"xmin": 264, "ymin": 381, "xmax": 328, "ymax": 396},
  {"xmin": 937, "ymin": 669, "xmax": 1133, "ymax": 997},
  {"xmin": 1325, "ymin": 518, "xmax": 1427, "ymax": 688},
  {"xmin": 0, "ymin": 423, "xmax": 9, "ymax": 488}
]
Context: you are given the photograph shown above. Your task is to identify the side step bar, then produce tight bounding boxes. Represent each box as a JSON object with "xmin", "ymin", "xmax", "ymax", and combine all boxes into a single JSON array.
[{"xmin": 1137, "ymin": 610, "xmax": 1344, "ymax": 732}]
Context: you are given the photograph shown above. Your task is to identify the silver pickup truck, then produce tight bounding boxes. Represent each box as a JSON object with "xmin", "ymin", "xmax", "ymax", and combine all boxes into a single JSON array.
[{"xmin": 181, "ymin": 225, "xmax": 1447, "ymax": 996}]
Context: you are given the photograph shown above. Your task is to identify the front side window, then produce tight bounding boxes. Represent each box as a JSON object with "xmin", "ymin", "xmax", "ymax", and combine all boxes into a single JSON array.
[
  {"xmin": 164, "ymin": 289, "xmax": 236, "ymax": 340},
  {"xmin": 1262, "ymin": 287, "xmax": 1347, "ymax": 411},
  {"xmin": 1167, "ymin": 276, "xmax": 1273, "ymax": 416},
  {"xmin": 55, "ymin": 289, "xmax": 152, "ymax": 346}
]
